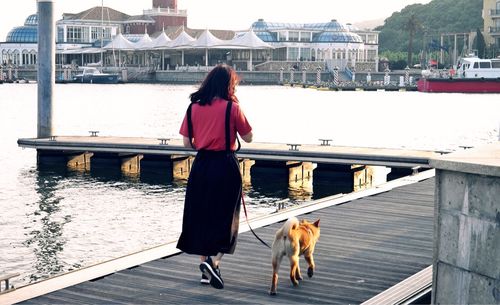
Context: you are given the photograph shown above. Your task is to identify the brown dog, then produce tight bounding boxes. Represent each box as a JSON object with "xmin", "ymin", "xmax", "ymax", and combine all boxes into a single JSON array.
[{"xmin": 269, "ymin": 217, "xmax": 320, "ymax": 295}]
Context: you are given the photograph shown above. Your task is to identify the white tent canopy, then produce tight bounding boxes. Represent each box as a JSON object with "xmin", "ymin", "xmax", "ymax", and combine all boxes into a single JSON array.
[
  {"xmin": 103, "ymin": 33, "xmax": 135, "ymax": 50},
  {"xmin": 134, "ymin": 33, "xmax": 153, "ymax": 50},
  {"xmin": 152, "ymin": 31, "xmax": 172, "ymax": 49},
  {"xmin": 228, "ymin": 29, "xmax": 274, "ymax": 49},
  {"xmin": 169, "ymin": 30, "xmax": 196, "ymax": 49},
  {"xmin": 191, "ymin": 29, "xmax": 226, "ymax": 48}
]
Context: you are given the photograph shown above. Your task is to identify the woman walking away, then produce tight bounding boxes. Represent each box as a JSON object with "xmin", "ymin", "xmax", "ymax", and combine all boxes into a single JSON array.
[{"xmin": 176, "ymin": 64, "xmax": 253, "ymax": 289}]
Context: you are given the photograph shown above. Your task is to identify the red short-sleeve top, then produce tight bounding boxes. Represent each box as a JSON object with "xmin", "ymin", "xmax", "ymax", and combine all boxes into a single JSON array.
[{"xmin": 179, "ymin": 98, "xmax": 252, "ymax": 151}]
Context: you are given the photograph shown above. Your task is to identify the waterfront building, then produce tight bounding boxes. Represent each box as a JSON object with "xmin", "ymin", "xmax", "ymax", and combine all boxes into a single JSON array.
[
  {"xmin": 0, "ymin": 0, "xmax": 380, "ymax": 73},
  {"xmin": 483, "ymin": 0, "xmax": 500, "ymax": 49},
  {"xmin": 250, "ymin": 19, "xmax": 379, "ymax": 71}
]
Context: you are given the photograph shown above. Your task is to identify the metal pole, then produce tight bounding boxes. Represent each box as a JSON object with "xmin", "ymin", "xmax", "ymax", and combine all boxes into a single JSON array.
[{"xmin": 37, "ymin": 0, "xmax": 55, "ymax": 138}]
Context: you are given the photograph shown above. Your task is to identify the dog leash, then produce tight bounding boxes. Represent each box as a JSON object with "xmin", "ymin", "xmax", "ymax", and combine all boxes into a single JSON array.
[{"xmin": 241, "ymin": 191, "xmax": 271, "ymax": 249}]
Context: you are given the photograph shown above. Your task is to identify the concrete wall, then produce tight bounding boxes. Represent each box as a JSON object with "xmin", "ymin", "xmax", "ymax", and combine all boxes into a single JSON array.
[{"xmin": 430, "ymin": 143, "xmax": 500, "ymax": 305}]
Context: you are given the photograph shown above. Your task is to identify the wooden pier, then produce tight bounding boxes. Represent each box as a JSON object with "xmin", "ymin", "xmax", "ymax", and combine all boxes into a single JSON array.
[{"xmin": 2, "ymin": 170, "xmax": 435, "ymax": 304}]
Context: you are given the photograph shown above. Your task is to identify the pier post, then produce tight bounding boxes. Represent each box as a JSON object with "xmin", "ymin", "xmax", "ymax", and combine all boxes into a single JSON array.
[
  {"xmin": 351, "ymin": 165, "xmax": 391, "ymax": 192},
  {"xmin": 333, "ymin": 66, "xmax": 339, "ymax": 86},
  {"xmin": 289, "ymin": 68, "xmax": 295, "ymax": 84},
  {"xmin": 121, "ymin": 69, "xmax": 128, "ymax": 82},
  {"xmin": 287, "ymin": 161, "xmax": 316, "ymax": 200},
  {"xmin": 67, "ymin": 152, "xmax": 93, "ymax": 171},
  {"xmin": 121, "ymin": 154, "xmax": 143, "ymax": 175},
  {"xmin": 384, "ymin": 68, "xmax": 390, "ymax": 86},
  {"xmin": 405, "ymin": 66, "xmax": 410, "ymax": 85},
  {"xmin": 239, "ymin": 159, "xmax": 255, "ymax": 185},
  {"xmin": 0, "ymin": 66, "xmax": 3, "ymax": 81},
  {"xmin": 316, "ymin": 67, "xmax": 321, "ymax": 85},
  {"xmin": 279, "ymin": 67, "xmax": 284, "ymax": 84},
  {"xmin": 302, "ymin": 67, "xmax": 307, "ymax": 85},
  {"xmin": 366, "ymin": 69, "xmax": 371, "ymax": 84},
  {"xmin": 171, "ymin": 155, "xmax": 193, "ymax": 180},
  {"xmin": 37, "ymin": 0, "xmax": 55, "ymax": 138}
]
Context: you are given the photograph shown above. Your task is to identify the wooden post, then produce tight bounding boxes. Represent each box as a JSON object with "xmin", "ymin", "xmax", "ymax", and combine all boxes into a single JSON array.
[
  {"xmin": 67, "ymin": 152, "xmax": 93, "ymax": 171},
  {"xmin": 121, "ymin": 154, "xmax": 143, "ymax": 175},
  {"xmin": 239, "ymin": 159, "xmax": 255, "ymax": 185},
  {"xmin": 171, "ymin": 155, "xmax": 194, "ymax": 180}
]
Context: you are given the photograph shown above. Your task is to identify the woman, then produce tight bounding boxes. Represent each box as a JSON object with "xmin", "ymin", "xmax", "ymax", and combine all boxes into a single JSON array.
[{"xmin": 176, "ymin": 64, "xmax": 253, "ymax": 289}]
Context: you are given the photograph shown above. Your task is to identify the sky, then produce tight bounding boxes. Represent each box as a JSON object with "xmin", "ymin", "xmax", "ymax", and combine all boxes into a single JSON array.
[{"xmin": 0, "ymin": 0, "xmax": 432, "ymax": 40}]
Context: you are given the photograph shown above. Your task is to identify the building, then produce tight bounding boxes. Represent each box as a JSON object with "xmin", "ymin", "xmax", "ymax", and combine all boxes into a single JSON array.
[
  {"xmin": 483, "ymin": 0, "xmax": 500, "ymax": 48},
  {"xmin": 1, "ymin": 0, "xmax": 379, "ymax": 73},
  {"xmin": 251, "ymin": 19, "xmax": 379, "ymax": 71}
]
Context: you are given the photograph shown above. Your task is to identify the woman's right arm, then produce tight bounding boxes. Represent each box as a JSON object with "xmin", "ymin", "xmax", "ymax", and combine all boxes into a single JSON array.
[{"xmin": 183, "ymin": 136, "xmax": 194, "ymax": 148}]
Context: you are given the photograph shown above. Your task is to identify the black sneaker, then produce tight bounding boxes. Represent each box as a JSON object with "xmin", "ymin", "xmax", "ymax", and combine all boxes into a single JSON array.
[
  {"xmin": 199, "ymin": 257, "xmax": 224, "ymax": 289},
  {"xmin": 200, "ymin": 273, "xmax": 210, "ymax": 285}
]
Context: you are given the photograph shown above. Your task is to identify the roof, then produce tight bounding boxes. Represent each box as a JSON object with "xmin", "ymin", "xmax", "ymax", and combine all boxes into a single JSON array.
[
  {"xmin": 251, "ymin": 19, "xmax": 364, "ymax": 44},
  {"xmin": 5, "ymin": 14, "xmax": 38, "ymax": 43},
  {"xmin": 62, "ymin": 6, "xmax": 130, "ymax": 22},
  {"xmin": 126, "ymin": 15, "xmax": 155, "ymax": 23}
]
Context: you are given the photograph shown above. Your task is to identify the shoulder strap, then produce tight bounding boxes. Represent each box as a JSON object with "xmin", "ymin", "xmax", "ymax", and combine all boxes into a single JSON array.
[
  {"xmin": 225, "ymin": 101, "xmax": 241, "ymax": 152},
  {"xmin": 186, "ymin": 103, "xmax": 195, "ymax": 149}
]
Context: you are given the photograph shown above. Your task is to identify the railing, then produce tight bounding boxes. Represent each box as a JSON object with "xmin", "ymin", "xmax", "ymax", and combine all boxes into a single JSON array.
[
  {"xmin": 489, "ymin": 26, "xmax": 500, "ymax": 34},
  {"xmin": 143, "ymin": 8, "xmax": 187, "ymax": 16}
]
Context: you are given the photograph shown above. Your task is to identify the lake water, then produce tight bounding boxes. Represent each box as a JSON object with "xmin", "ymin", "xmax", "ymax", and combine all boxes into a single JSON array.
[{"xmin": 1, "ymin": 83, "xmax": 499, "ymax": 287}]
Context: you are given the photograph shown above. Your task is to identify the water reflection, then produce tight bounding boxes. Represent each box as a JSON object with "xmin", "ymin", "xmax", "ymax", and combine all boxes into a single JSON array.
[{"xmin": 24, "ymin": 165, "xmax": 74, "ymax": 283}]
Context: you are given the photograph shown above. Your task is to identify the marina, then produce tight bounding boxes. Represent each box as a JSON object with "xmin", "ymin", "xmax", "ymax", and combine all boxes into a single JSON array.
[
  {"xmin": 1, "ymin": 83, "xmax": 499, "ymax": 293},
  {"xmin": 1, "ymin": 0, "xmax": 499, "ymax": 303}
]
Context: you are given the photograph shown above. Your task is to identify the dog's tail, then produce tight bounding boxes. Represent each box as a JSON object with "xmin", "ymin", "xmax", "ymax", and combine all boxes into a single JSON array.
[{"xmin": 283, "ymin": 217, "xmax": 300, "ymax": 239}]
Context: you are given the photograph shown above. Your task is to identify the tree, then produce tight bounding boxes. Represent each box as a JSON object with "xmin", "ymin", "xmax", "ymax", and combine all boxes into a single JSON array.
[
  {"xmin": 404, "ymin": 14, "xmax": 422, "ymax": 67},
  {"xmin": 475, "ymin": 28, "xmax": 486, "ymax": 58}
]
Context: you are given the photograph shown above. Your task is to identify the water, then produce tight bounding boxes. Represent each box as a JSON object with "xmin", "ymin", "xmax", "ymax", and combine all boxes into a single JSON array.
[{"xmin": 1, "ymin": 83, "xmax": 499, "ymax": 287}]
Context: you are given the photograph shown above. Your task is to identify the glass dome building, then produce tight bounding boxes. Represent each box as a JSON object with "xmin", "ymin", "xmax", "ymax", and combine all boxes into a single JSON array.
[
  {"xmin": 251, "ymin": 18, "xmax": 378, "ymax": 70},
  {"xmin": 6, "ymin": 14, "xmax": 38, "ymax": 43}
]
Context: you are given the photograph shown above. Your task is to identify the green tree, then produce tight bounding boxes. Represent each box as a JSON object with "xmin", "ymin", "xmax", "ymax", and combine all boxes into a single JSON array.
[
  {"xmin": 377, "ymin": 0, "xmax": 483, "ymax": 55},
  {"xmin": 403, "ymin": 14, "xmax": 422, "ymax": 67}
]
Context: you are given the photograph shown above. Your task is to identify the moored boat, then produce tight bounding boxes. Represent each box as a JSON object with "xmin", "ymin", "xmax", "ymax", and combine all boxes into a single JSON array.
[
  {"xmin": 72, "ymin": 67, "xmax": 120, "ymax": 84},
  {"xmin": 417, "ymin": 55, "xmax": 500, "ymax": 93}
]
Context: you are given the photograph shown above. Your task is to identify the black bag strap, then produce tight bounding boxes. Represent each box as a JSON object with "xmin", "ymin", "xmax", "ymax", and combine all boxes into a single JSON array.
[
  {"xmin": 186, "ymin": 102, "xmax": 195, "ymax": 149},
  {"xmin": 187, "ymin": 101, "xmax": 240, "ymax": 152},
  {"xmin": 225, "ymin": 101, "xmax": 241, "ymax": 152}
]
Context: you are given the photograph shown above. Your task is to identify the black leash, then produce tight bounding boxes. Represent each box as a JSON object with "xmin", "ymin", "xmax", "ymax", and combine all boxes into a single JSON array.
[
  {"xmin": 188, "ymin": 100, "xmax": 269, "ymax": 249},
  {"xmin": 241, "ymin": 191, "xmax": 271, "ymax": 249}
]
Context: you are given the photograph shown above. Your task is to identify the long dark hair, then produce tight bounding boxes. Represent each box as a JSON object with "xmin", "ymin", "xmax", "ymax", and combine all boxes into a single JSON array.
[{"xmin": 190, "ymin": 64, "xmax": 240, "ymax": 105}]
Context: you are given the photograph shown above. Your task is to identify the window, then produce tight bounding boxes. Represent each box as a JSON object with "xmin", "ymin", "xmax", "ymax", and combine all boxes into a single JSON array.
[
  {"xmin": 67, "ymin": 26, "xmax": 82, "ymax": 43},
  {"xmin": 299, "ymin": 32, "xmax": 311, "ymax": 42},
  {"xmin": 288, "ymin": 47, "xmax": 299, "ymax": 61},
  {"xmin": 288, "ymin": 31, "xmax": 299, "ymax": 42},
  {"xmin": 492, "ymin": 60, "xmax": 500, "ymax": 68},
  {"xmin": 300, "ymin": 48, "xmax": 311, "ymax": 60},
  {"xmin": 91, "ymin": 27, "xmax": 103, "ymax": 41},
  {"xmin": 479, "ymin": 62, "xmax": 491, "ymax": 68}
]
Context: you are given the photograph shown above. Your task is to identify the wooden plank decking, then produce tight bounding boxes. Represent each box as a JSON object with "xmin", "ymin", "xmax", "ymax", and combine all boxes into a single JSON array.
[{"xmin": 14, "ymin": 175, "xmax": 436, "ymax": 305}]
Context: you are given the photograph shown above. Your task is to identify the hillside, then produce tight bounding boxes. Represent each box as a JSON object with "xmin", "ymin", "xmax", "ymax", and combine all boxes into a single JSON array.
[{"xmin": 376, "ymin": 0, "xmax": 483, "ymax": 53}]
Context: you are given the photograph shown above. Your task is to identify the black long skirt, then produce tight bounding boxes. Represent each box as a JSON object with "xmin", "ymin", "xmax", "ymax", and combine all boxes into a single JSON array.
[{"xmin": 176, "ymin": 150, "xmax": 242, "ymax": 256}]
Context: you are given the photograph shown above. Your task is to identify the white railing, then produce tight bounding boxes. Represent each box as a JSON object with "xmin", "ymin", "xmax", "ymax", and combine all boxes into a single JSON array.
[{"xmin": 143, "ymin": 8, "xmax": 187, "ymax": 17}]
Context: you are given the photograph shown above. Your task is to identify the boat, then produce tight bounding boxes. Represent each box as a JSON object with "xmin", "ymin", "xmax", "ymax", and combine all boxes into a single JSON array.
[
  {"xmin": 417, "ymin": 55, "xmax": 500, "ymax": 93},
  {"xmin": 72, "ymin": 67, "xmax": 120, "ymax": 84}
]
